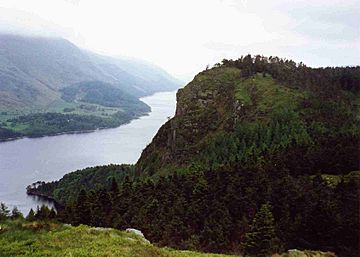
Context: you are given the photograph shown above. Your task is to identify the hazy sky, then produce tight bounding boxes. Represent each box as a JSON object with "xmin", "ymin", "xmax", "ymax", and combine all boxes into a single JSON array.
[{"xmin": 0, "ymin": 0, "xmax": 359, "ymax": 81}]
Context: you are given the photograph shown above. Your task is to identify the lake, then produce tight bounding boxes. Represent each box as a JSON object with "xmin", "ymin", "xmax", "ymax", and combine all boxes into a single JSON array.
[{"xmin": 0, "ymin": 91, "xmax": 177, "ymax": 214}]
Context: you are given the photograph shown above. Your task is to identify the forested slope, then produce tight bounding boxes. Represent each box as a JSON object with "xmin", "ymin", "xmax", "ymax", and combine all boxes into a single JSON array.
[{"xmin": 31, "ymin": 56, "xmax": 360, "ymax": 257}]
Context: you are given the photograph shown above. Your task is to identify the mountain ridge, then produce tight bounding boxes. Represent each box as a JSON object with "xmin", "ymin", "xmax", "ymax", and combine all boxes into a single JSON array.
[{"xmin": 0, "ymin": 33, "xmax": 181, "ymax": 110}]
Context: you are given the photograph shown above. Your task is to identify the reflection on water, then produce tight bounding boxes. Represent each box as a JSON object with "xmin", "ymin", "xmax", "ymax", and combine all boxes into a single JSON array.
[{"xmin": 0, "ymin": 91, "xmax": 177, "ymax": 214}]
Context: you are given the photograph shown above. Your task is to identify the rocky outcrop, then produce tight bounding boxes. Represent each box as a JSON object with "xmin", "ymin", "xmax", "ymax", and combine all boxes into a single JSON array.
[
  {"xmin": 125, "ymin": 228, "xmax": 150, "ymax": 244},
  {"xmin": 136, "ymin": 67, "xmax": 241, "ymax": 175}
]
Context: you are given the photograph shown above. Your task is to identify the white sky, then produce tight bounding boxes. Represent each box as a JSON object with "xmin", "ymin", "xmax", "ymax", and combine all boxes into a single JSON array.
[{"xmin": 0, "ymin": 0, "xmax": 359, "ymax": 81}]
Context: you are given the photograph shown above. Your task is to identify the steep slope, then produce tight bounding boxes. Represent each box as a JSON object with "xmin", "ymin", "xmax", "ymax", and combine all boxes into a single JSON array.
[
  {"xmin": 0, "ymin": 34, "xmax": 108, "ymax": 109},
  {"xmin": 136, "ymin": 61, "xmax": 359, "ymax": 176},
  {"xmin": 0, "ymin": 33, "xmax": 180, "ymax": 110},
  {"xmin": 0, "ymin": 33, "xmax": 180, "ymax": 140},
  {"xmin": 88, "ymin": 52, "xmax": 182, "ymax": 97}
]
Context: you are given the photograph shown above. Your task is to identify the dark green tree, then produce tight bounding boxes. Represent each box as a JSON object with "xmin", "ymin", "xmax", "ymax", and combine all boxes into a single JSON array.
[
  {"xmin": 11, "ymin": 206, "xmax": 23, "ymax": 219},
  {"xmin": 74, "ymin": 189, "xmax": 91, "ymax": 225},
  {"xmin": 0, "ymin": 202, "xmax": 10, "ymax": 220},
  {"xmin": 242, "ymin": 203, "xmax": 280, "ymax": 257},
  {"xmin": 26, "ymin": 208, "xmax": 36, "ymax": 221}
]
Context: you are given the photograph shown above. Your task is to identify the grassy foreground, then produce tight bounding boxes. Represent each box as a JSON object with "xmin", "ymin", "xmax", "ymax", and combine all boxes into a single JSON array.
[
  {"xmin": 0, "ymin": 220, "xmax": 232, "ymax": 257},
  {"xmin": 0, "ymin": 220, "xmax": 336, "ymax": 257}
]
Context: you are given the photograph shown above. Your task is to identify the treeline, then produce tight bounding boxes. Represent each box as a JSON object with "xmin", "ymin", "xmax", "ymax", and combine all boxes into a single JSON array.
[
  {"xmin": 7, "ymin": 111, "xmax": 133, "ymax": 137},
  {"xmin": 194, "ymin": 57, "xmax": 359, "ymax": 176},
  {"xmin": 57, "ymin": 169, "xmax": 359, "ymax": 257},
  {"xmin": 0, "ymin": 202, "xmax": 56, "ymax": 222},
  {"xmin": 27, "ymin": 164, "xmax": 135, "ymax": 204},
  {"xmin": 60, "ymin": 81, "xmax": 150, "ymax": 113},
  {"xmin": 0, "ymin": 127, "xmax": 21, "ymax": 141},
  {"xmin": 219, "ymin": 55, "xmax": 360, "ymax": 92}
]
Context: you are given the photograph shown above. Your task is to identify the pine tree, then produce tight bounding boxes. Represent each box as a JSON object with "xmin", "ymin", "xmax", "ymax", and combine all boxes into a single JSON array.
[
  {"xmin": 242, "ymin": 203, "xmax": 280, "ymax": 257},
  {"xmin": 0, "ymin": 202, "xmax": 10, "ymax": 220},
  {"xmin": 74, "ymin": 189, "xmax": 91, "ymax": 225},
  {"xmin": 35, "ymin": 205, "xmax": 51, "ymax": 220},
  {"xmin": 109, "ymin": 177, "xmax": 119, "ymax": 195},
  {"xmin": 11, "ymin": 206, "xmax": 23, "ymax": 219},
  {"xmin": 26, "ymin": 208, "xmax": 36, "ymax": 221}
]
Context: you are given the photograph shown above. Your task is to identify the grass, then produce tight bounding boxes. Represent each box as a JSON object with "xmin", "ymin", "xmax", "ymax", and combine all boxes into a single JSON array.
[
  {"xmin": 273, "ymin": 250, "xmax": 336, "ymax": 257},
  {"xmin": 0, "ymin": 220, "xmax": 337, "ymax": 257},
  {"xmin": 46, "ymin": 98, "xmax": 121, "ymax": 118},
  {"xmin": 0, "ymin": 220, "xmax": 233, "ymax": 257},
  {"xmin": 234, "ymin": 73, "xmax": 305, "ymax": 119},
  {"xmin": 0, "ymin": 99, "xmax": 127, "ymax": 138}
]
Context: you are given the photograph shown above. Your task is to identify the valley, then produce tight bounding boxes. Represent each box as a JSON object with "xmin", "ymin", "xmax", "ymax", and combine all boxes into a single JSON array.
[
  {"xmin": 0, "ymin": 34, "xmax": 180, "ymax": 140},
  {"xmin": 28, "ymin": 56, "xmax": 359, "ymax": 257},
  {"xmin": 0, "ymin": 91, "xmax": 176, "ymax": 214},
  {"xmin": 1, "ymin": 1, "xmax": 358, "ymax": 256}
]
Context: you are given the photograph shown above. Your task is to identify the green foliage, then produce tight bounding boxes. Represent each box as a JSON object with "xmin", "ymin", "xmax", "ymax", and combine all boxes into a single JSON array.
[
  {"xmin": 0, "ymin": 127, "xmax": 21, "ymax": 140},
  {"xmin": 242, "ymin": 203, "xmax": 280, "ymax": 257},
  {"xmin": 0, "ymin": 202, "xmax": 10, "ymax": 220},
  {"xmin": 5, "ymin": 111, "xmax": 133, "ymax": 138},
  {"xmin": 26, "ymin": 55, "xmax": 360, "ymax": 256},
  {"xmin": 60, "ymin": 81, "xmax": 150, "ymax": 112},
  {"xmin": 48, "ymin": 169, "xmax": 358, "ymax": 256},
  {"xmin": 137, "ymin": 57, "xmax": 359, "ymax": 177},
  {"xmin": 11, "ymin": 207, "xmax": 24, "ymax": 220},
  {"xmin": 27, "ymin": 164, "xmax": 135, "ymax": 205},
  {"xmin": 0, "ymin": 81, "xmax": 151, "ymax": 141},
  {"xmin": 0, "ymin": 220, "xmax": 232, "ymax": 257},
  {"xmin": 26, "ymin": 209, "xmax": 36, "ymax": 222}
]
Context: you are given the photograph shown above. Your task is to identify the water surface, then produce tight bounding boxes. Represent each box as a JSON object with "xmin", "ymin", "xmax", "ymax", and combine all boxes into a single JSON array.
[{"xmin": 0, "ymin": 91, "xmax": 177, "ymax": 214}]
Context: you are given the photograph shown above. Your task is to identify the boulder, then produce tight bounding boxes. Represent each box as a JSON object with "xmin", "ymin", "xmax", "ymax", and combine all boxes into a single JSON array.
[
  {"xmin": 125, "ymin": 228, "xmax": 145, "ymax": 238},
  {"xmin": 125, "ymin": 228, "xmax": 150, "ymax": 244}
]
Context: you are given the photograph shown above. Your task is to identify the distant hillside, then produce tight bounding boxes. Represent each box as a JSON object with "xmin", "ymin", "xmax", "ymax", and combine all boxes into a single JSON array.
[
  {"xmin": 87, "ymin": 52, "xmax": 182, "ymax": 97},
  {"xmin": 0, "ymin": 33, "xmax": 180, "ymax": 110},
  {"xmin": 60, "ymin": 81, "xmax": 150, "ymax": 113},
  {"xmin": 0, "ymin": 33, "xmax": 180, "ymax": 140}
]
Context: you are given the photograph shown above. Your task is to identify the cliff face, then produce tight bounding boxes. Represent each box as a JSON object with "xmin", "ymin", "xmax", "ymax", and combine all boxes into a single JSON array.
[
  {"xmin": 136, "ymin": 67, "xmax": 242, "ymax": 174},
  {"xmin": 136, "ymin": 66, "xmax": 296, "ymax": 174}
]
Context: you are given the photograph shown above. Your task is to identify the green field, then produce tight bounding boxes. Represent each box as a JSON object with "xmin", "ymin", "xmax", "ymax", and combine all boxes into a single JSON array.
[{"xmin": 0, "ymin": 81, "xmax": 151, "ymax": 140}]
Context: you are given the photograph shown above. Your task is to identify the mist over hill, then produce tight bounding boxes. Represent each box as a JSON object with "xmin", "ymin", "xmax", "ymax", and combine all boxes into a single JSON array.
[
  {"xmin": 0, "ymin": 33, "xmax": 181, "ymax": 110},
  {"xmin": 0, "ymin": 33, "xmax": 181, "ymax": 140}
]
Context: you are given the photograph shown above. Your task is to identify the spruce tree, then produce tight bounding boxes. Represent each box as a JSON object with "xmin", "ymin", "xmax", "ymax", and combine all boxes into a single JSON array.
[
  {"xmin": 74, "ymin": 189, "xmax": 91, "ymax": 225},
  {"xmin": 242, "ymin": 203, "xmax": 280, "ymax": 257},
  {"xmin": 0, "ymin": 203, "xmax": 10, "ymax": 220},
  {"xmin": 11, "ymin": 206, "xmax": 23, "ymax": 220},
  {"xmin": 26, "ymin": 208, "xmax": 36, "ymax": 221}
]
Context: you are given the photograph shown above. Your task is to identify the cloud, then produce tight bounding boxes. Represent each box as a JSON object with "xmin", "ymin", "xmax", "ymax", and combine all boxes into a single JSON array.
[{"xmin": 0, "ymin": 0, "xmax": 358, "ymax": 81}]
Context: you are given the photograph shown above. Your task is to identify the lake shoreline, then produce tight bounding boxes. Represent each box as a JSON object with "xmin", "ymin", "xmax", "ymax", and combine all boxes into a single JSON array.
[
  {"xmin": 0, "ymin": 90, "xmax": 177, "ymax": 214},
  {"xmin": 0, "ymin": 112, "xmax": 150, "ymax": 143}
]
